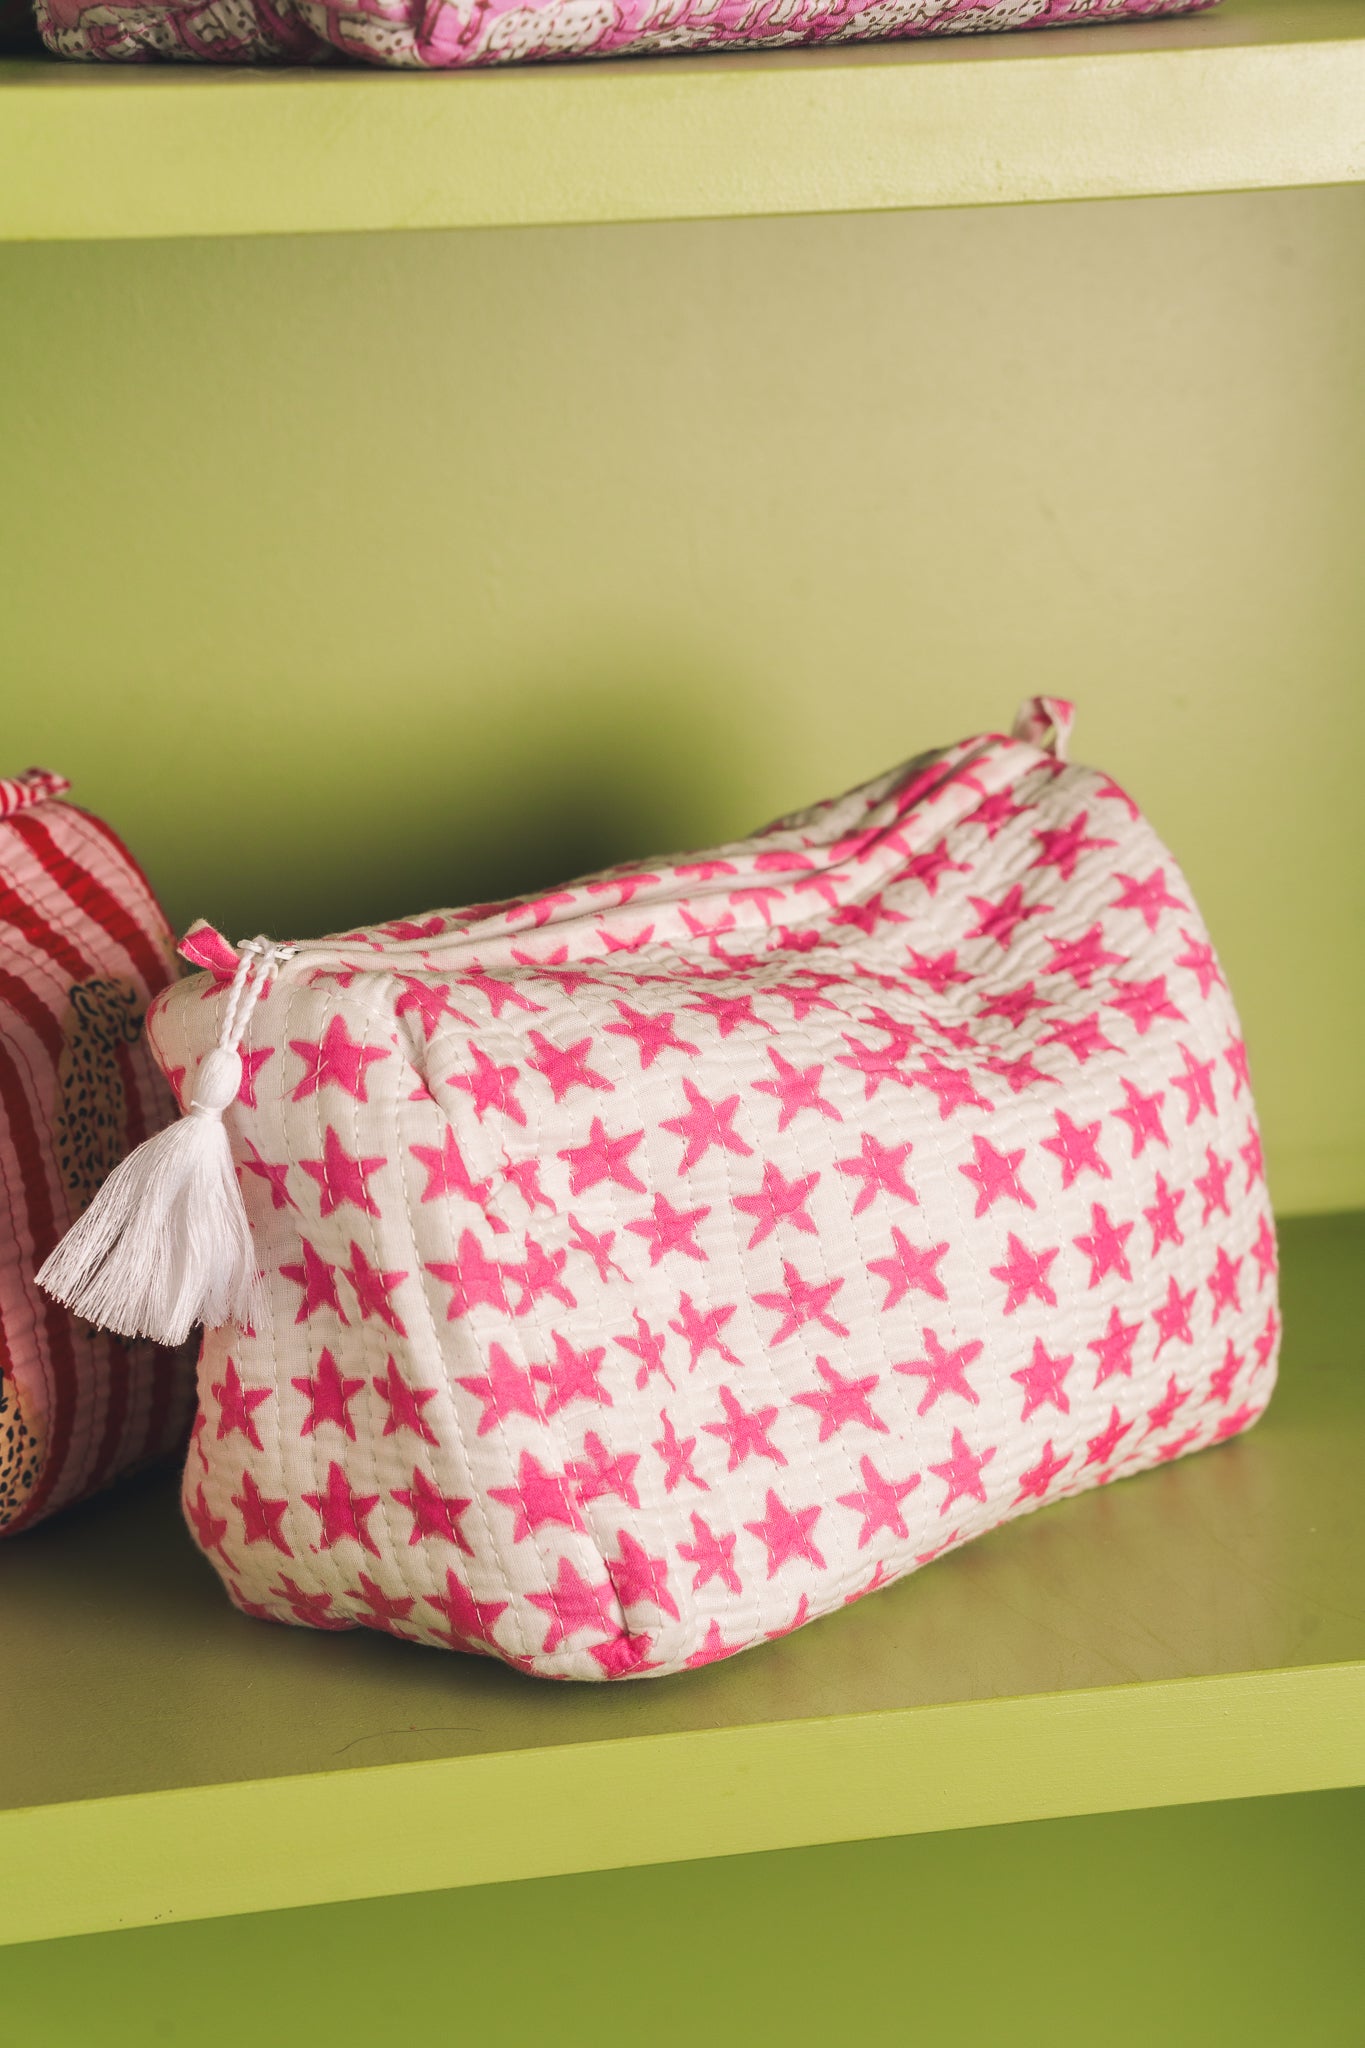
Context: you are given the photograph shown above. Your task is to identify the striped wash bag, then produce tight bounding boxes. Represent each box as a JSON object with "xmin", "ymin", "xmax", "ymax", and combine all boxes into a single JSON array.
[{"xmin": 1, "ymin": 768, "xmax": 193, "ymax": 1533}]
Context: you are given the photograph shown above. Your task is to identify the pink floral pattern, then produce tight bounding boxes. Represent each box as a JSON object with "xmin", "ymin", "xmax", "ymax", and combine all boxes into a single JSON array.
[
  {"xmin": 148, "ymin": 697, "xmax": 1277, "ymax": 1679},
  {"xmin": 37, "ymin": 0, "xmax": 1217, "ymax": 70}
]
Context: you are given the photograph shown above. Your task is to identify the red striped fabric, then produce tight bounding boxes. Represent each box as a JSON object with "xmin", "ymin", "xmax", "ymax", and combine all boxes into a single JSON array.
[{"xmin": 0, "ymin": 773, "xmax": 195, "ymax": 1533}]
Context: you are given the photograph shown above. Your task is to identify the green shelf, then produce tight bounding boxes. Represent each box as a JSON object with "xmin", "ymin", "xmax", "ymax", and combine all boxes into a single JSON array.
[
  {"xmin": 1, "ymin": 1211, "xmax": 1361, "ymax": 1947},
  {"xmin": 1, "ymin": 0, "xmax": 1364, "ymax": 243}
]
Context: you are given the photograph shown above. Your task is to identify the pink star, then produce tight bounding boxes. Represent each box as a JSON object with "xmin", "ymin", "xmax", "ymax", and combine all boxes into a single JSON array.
[
  {"xmin": 836, "ymin": 1035, "xmax": 914, "ymax": 1102},
  {"xmin": 1010, "ymin": 1338, "xmax": 1073, "ymax": 1421},
  {"xmin": 1073, "ymin": 1202, "xmax": 1135, "ymax": 1287},
  {"xmin": 392, "ymin": 1466, "xmax": 474, "ymax": 1551},
  {"xmin": 1111, "ymin": 867, "xmax": 1185, "ymax": 932},
  {"xmin": 744, "ymin": 1489, "xmax": 826, "ymax": 1577},
  {"xmin": 1039, "ymin": 1109, "xmax": 1110, "ymax": 1190},
  {"xmin": 627, "ymin": 1192, "xmax": 710, "ymax": 1266},
  {"xmin": 280, "ymin": 1238, "xmax": 349, "ymax": 1324},
  {"xmin": 684, "ymin": 990, "xmax": 773, "ymax": 1038},
  {"xmin": 1039, "ymin": 1013, "xmax": 1121, "ymax": 1065},
  {"xmin": 1225, "ymin": 1037, "xmax": 1251, "ymax": 1098},
  {"xmin": 349, "ymin": 1575, "xmax": 415, "ymax": 1632},
  {"xmin": 1083, "ymin": 1406, "xmax": 1134, "ymax": 1470},
  {"xmin": 236, "ymin": 1045, "xmax": 274, "ymax": 1109},
  {"xmin": 1174, "ymin": 930, "xmax": 1224, "ymax": 1000},
  {"xmin": 603, "ymin": 1002, "xmax": 698, "ymax": 1069},
  {"xmin": 895, "ymin": 1329, "xmax": 982, "ymax": 1415},
  {"xmin": 984, "ymin": 1051, "xmax": 1059, "ymax": 1095},
  {"xmin": 752, "ymin": 1047, "xmax": 842, "ymax": 1131},
  {"xmin": 291, "ymin": 1347, "xmax": 364, "ymax": 1440},
  {"xmin": 428, "ymin": 1228, "xmax": 509, "ymax": 1318},
  {"xmin": 1030, "ymin": 811, "xmax": 1116, "ymax": 881},
  {"xmin": 836, "ymin": 1133, "xmax": 917, "ymax": 1216},
  {"xmin": 929, "ymin": 1428, "xmax": 996, "ymax": 1515},
  {"xmin": 616, "ymin": 1311, "xmax": 673, "ymax": 1390},
  {"xmin": 868, "ymin": 1229, "xmax": 949, "ymax": 1310},
  {"xmin": 489, "ymin": 1450, "xmax": 585, "ymax": 1542},
  {"xmin": 371, "ymin": 1357, "xmax": 439, "ymax": 1444},
  {"xmin": 755, "ymin": 1259, "xmax": 850, "ymax": 1344},
  {"xmin": 1107, "ymin": 975, "xmax": 1186, "ymax": 1037},
  {"xmin": 456, "ymin": 1341, "xmax": 540, "ymax": 1435},
  {"xmin": 1170, "ymin": 1043, "xmax": 1218, "ymax": 1124},
  {"xmin": 734, "ymin": 1161, "xmax": 819, "ymax": 1247},
  {"xmin": 425, "ymin": 1568, "xmax": 509, "ymax": 1654},
  {"xmin": 904, "ymin": 948, "xmax": 970, "ymax": 996},
  {"xmin": 1240, "ymin": 1127, "xmax": 1266, "ymax": 1190},
  {"xmin": 1250, "ymin": 1215, "xmax": 1277, "ymax": 1289},
  {"xmin": 1144, "ymin": 1173, "xmax": 1185, "ymax": 1253},
  {"xmin": 185, "ymin": 1483, "xmax": 229, "ymax": 1558},
  {"xmin": 1153, "ymin": 1275, "xmax": 1197, "ymax": 1357},
  {"xmin": 1112, "ymin": 1076, "xmax": 1168, "ymax": 1158},
  {"xmin": 1014, "ymin": 1439, "xmax": 1072, "ymax": 1505},
  {"xmin": 526, "ymin": 1029, "xmax": 613, "ymax": 1103},
  {"xmin": 1207, "ymin": 1247, "xmax": 1243, "ymax": 1324},
  {"xmin": 678, "ymin": 1512, "xmax": 742, "ymax": 1594},
  {"xmin": 409, "ymin": 1127, "xmax": 498, "ymax": 1211},
  {"xmin": 792, "ymin": 1356, "xmax": 887, "ymax": 1440},
  {"xmin": 990, "ymin": 1233, "xmax": 1059, "ymax": 1315},
  {"xmin": 1254, "ymin": 1307, "xmax": 1280, "ymax": 1375},
  {"xmin": 1042, "ymin": 924, "xmax": 1127, "ymax": 992},
  {"xmin": 568, "ymin": 1433, "xmax": 641, "ymax": 1509},
  {"xmin": 668, "ymin": 1293, "xmax": 742, "ymax": 1371},
  {"xmin": 1205, "ymin": 1340, "xmax": 1244, "ymax": 1406},
  {"xmin": 455, "ymin": 967, "xmax": 546, "ymax": 1018},
  {"xmin": 499, "ymin": 1155, "xmax": 555, "ymax": 1216},
  {"xmin": 1143, "ymin": 1375, "xmax": 1191, "ymax": 1438},
  {"xmin": 900, "ymin": 837, "xmax": 970, "ymax": 895},
  {"xmin": 960, "ymin": 1133, "xmax": 1035, "ymax": 1217},
  {"xmin": 270, "ymin": 1576, "xmax": 344, "ymax": 1628},
  {"xmin": 567, "ymin": 1214, "xmax": 628, "ymax": 1284},
  {"xmin": 504, "ymin": 1236, "xmax": 576, "ymax": 1315},
  {"xmin": 966, "ymin": 883, "xmax": 1051, "ymax": 950},
  {"xmin": 588, "ymin": 1631, "xmax": 660, "ymax": 1679},
  {"xmin": 704, "ymin": 1384, "xmax": 785, "ymax": 1471},
  {"xmin": 662, "ymin": 1079, "xmax": 753, "ymax": 1173},
  {"xmin": 447, "ymin": 1045, "xmax": 526, "ymax": 1126},
  {"xmin": 300, "ymin": 1125, "xmax": 386, "ymax": 1216},
  {"xmin": 829, "ymin": 891, "xmax": 908, "ymax": 937},
  {"xmin": 966, "ymin": 788, "xmax": 1025, "ymax": 838},
  {"xmin": 531, "ymin": 1331, "xmax": 611, "ymax": 1416},
  {"xmin": 212, "ymin": 1358, "xmax": 271, "ymax": 1450},
  {"xmin": 1194, "ymin": 1147, "xmax": 1233, "ymax": 1223},
  {"xmin": 907, "ymin": 1057, "xmax": 994, "ymax": 1120},
  {"xmin": 976, "ymin": 980, "xmax": 1052, "ymax": 1029},
  {"xmin": 1213, "ymin": 1401, "xmax": 1263, "ymax": 1444},
  {"xmin": 837, "ymin": 1455, "xmax": 922, "ymax": 1547},
  {"xmin": 653, "ymin": 1407, "xmax": 707, "ymax": 1493},
  {"xmin": 394, "ymin": 976, "xmax": 470, "ymax": 1043},
  {"xmin": 289, "ymin": 1014, "xmax": 391, "ymax": 1103},
  {"xmin": 303, "ymin": 1460, "xmax": 381, "ymax": 1555},
  {"xmin": 508, "ymin": 888, "xmax": 576, "ymax": 928},
  {"xmin": 342, "ymin": 1240, "xmax": 408, "ymax": 1334},
  {"xmin": 232, "ymin": 1468, "xmax": 292, "ymax": 1554},
  {"xmin": 558, "ymin": 1117, "xmax": 646, "ymax": 1196},
  {"xmin": 241, "ymin": 1139, "xmax": 296, "ymax": 1212},
  {"xmin": 1088, "ymin": 1304, "xmax": 1143, "ymax": 1386},
  {"xmin": 607, "ymin": 1529, "xmax": 680, "ymax": 1621}
]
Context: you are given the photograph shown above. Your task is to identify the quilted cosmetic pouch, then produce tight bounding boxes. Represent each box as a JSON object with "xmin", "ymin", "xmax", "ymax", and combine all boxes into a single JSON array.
[
  {"xmin": 0, "ymin": 770, "xmax": 193, "ymax": 1533},
  {"xmin": 43, "ymin": 699, "xmax": 1278, "ymax": 1676},
  {"xmin": 36, "ymin": 0, "xmax": 1218, "ymax": 72}
]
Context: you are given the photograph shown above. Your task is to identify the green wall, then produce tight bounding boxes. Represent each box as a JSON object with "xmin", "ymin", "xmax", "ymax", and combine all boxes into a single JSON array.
[
  {"xmin": 1, "ymin": 1788, "xmax": 1362, "ymax": 2045},
  {"xmin": 3, "ymin": 186, "xmax": 1363, "ymax": 1214}
]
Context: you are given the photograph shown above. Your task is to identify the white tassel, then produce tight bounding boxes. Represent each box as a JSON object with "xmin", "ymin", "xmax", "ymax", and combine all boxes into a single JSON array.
[{"xmin": 38, "ymin": 938, "xmax": 293, "ymax": 1348}]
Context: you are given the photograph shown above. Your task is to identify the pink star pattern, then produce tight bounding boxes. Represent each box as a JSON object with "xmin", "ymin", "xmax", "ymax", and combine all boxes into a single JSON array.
[{"xmin": 170, "ymin": 698, "xmax": 1278, "ymax": 1680}]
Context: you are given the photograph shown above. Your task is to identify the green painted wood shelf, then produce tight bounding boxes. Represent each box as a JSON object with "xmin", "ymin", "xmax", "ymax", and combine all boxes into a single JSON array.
[
  {"xmin": 1, "ymin": 1210, "xmax": 1361, "ymax": 1947},
  {"xmin": 1, "ymin": 0, "xmax": 1363, "ymax": 243}
]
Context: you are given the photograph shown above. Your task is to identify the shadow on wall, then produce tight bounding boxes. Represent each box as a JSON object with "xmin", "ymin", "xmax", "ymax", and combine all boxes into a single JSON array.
[{"xmin": 174, "ymin": 656, "xmax": 764, "ymax": 943}]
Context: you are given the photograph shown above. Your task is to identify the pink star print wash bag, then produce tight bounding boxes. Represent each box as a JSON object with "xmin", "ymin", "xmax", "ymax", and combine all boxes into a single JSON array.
[
  {"xmin": 38, "ymin": 0, "xmax": 1218, "ymax": 72},
  {"xmin": 41, "ymin": 698, "xmax": 1278, "ymax": 1677}
]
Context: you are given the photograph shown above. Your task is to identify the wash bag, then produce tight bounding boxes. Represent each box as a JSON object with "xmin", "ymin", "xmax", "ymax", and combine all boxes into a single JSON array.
[
  {"xmin": 0, "ymin": 769, "xmax": 192, "ymax": 1532},
  {"xmin": 37, "ymin": 0, "xmax": 1218, "ymax": 72},
  {"xmin": 49, "ymin": 700, "xmax": 1277, "ymax": 1673}
]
